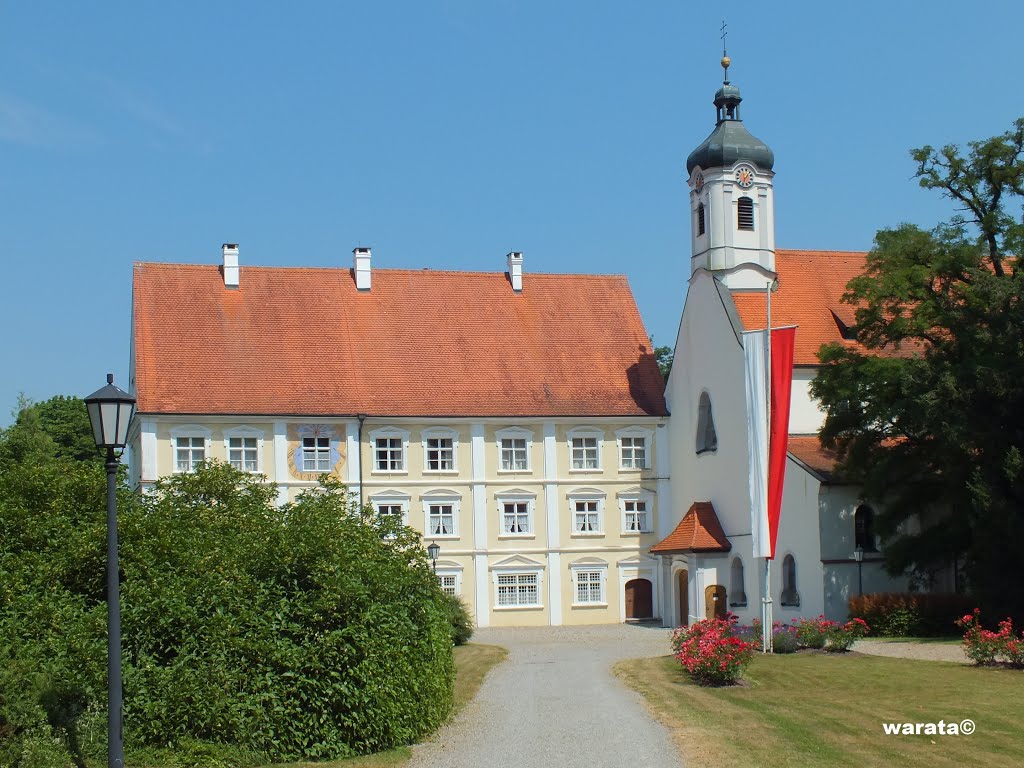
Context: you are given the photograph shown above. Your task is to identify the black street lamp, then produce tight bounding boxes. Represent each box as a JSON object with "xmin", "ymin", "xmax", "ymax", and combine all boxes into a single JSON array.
[
  {"xmin": 427, "ymin": 541, "xmax": 440, "ymax": 573},
  {"xmin": 84, "ymin": 373, "xmax": 135, "ymax": 768},
  {"xmin": 853, "ymin": 545, "xmax": 864, "ymax": 597}
]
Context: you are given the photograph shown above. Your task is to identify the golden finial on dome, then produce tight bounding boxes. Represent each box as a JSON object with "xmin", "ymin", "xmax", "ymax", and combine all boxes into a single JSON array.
[{"xmin": 721, "ymin": 55, "xmax": 731, "ymax": 70}]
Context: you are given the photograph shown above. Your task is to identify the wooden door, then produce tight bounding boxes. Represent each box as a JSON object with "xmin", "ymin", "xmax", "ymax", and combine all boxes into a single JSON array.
[
  {"xmin": 677, "ymin": 569, "xmax": 689, "ymax": 626},
  {"xmin": 625, "ymin": 578, "xmax": 653, "ymax": 619},
  {"xmin": 705, "ymin": 584, "xmax": 727, "ymax": 620}
]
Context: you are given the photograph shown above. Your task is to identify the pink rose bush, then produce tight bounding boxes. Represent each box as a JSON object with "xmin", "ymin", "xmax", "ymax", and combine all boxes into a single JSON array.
[
  {"xmin": 957, "ymin": 609, "xmax": 1024, "ymax": 667},
  {"xmin": 671, "ymin": 614, "xmax": 756, "ymax": 686}
]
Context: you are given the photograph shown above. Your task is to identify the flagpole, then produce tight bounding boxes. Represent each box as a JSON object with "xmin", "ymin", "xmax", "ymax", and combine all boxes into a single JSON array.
[{"xmin": 763, "ymin": 277, "xmax": 773, "ymax": 653}]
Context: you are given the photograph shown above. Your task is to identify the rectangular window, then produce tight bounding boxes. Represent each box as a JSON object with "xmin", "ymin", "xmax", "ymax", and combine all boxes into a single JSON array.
[
  {"xmin": 500, "ymin": 438, "xmax": 528, "ymax": 471},
  {"xmin": 571, "ymin": 437, "xmax": 599, "ymax": 470},
  {"xmin": 620, "ymin": 437, "xmax": 647, "ymax": 469},
  {"xmin": 302, "ymin": 436, "xmax": 331, "ymax": 472},
  {"xmin": 175, "ymin": 436, "xmax": 205, "ymax": 472},
  {"xmin": 376, "ymin": 504, "xmax": 404, "ymax": 521},
  {"xmin": 426, "ymin": 437, "xmax": 454, "ymax": 471},
  {"xmin": 428, "ymin": 504, "xmax": 455, "ymax": 536},
  {"xmin": 376, "ymin": 437, "xmax": 404, "ymax": 471},
  {"xmin": 575, "ymin": 571, "xmax": 603, "ymax": 604},
  {"xmin": 496, "ymin": 573, "xmax": 539, "ymax": 607},
  {"xmin": 574, "ymin": 500, "xmax": 600, "ymax": 533},
  {"xmin": 501, "ymin": 502, "xmax": 531, "ymax": 535},
  {"xmin": 228, "ymin": 436, "xmax": 259, "ymax": 472},
  {"xmin": 624, "ymin": 500, "xmax": 649, "ymax": 533},
  {"xmin": 437, "ymin": 574, "xmax": 458, "ymax": 596}
]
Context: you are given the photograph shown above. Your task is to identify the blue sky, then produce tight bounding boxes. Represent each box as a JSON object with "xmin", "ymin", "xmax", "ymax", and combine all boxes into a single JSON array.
[{"xmin": 2, "ymin": 1, "xmax": 1022, "ymax": 423}]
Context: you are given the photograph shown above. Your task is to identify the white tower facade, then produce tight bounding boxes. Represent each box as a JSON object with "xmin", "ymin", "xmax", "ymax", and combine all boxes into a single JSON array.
[{"xmin": 686, "ymin": 60, "xmax": 776, "ymax": 291}]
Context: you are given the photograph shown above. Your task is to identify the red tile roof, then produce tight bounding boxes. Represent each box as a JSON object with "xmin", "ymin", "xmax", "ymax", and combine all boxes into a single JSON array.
[
  {"xmin": 650, "ymin": 502, "xmax": 731, "ymax": 554},
  {"xmin": 132, "ymin": 263, "xmax": 668, "ymax": 417},
  {"xmin": 731, "ymin": 249, "xmax": 868, "ymax": 366},
  {"xmin": 787, "ymin": 436, "xmax": 841, "ymax": 481}
]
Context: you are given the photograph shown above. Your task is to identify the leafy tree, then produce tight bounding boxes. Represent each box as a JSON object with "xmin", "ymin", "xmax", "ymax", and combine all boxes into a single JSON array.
[
  {"xmin": 811, "ymin": 118, "xmax": 1024, "ymax": 619},
  {"xmin": 655, "ymin": 345, "xmax": 674, "ymax": 380},
  {"xmin": 1, "ymin": 395, "xmax": 98, "ymax": 466}
]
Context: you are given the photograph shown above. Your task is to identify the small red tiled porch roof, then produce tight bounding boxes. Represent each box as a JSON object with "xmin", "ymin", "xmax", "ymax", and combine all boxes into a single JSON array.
[{"xmin": 650, "ymin": 501, "xmax": 731, "ymax": 554}]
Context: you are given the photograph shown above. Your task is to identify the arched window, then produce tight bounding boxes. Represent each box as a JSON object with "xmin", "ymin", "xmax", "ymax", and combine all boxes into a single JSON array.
[
  {"xmin": 855, "ymin": 505, "xmax": 877, "ymax": 552},
  {"xmin": 697, "ymin": 202, "xmax": 706, "ymax": 236},
  {"xmin": 729, "ymin": 557, "xmax": 747, "ymax": 607},
  {"xmin": 695, "ymin": 392, "xmax": 717, "ymax": 454},
  {"xmin": 737, "ymin": 196, "xmax": 754, "ymax": 231},
  {"xmin": 780, "ymin": 554, "xmax": 799, "ymax": 606}
]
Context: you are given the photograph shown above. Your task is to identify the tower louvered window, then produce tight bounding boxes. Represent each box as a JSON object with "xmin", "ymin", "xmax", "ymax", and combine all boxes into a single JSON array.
[
  {"xmin": 737, "ymin": 197, "xmax": 754, "ymax": 230},
  {"xmin": 697, "ymin": 203, "xmax": 706, "ymax": 236}
]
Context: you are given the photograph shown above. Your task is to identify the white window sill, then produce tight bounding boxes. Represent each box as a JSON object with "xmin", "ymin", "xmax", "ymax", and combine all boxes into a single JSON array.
[
  {"xmin": 497, "ymin": 469, "xmax": 532, "ymax": 475},
  {"xmin": 371, "ymin": 470, "xmax": 408, "ymax": 475},
  {"xmin": 497, "ymin": 534, "xmax": 535, "ymax": 540},
  {"xmin": 618, "ymin": 466, "xmax": 648, "ymax": 473},
  {"xmin": 569, "ymin": 468, "xmax": 602, "ymax": 474},
  {"xmin": 424, "ymin": 469, "xmax": 459, "ymax": 474},
  {"xmin": 621, "ymin": 531, "xmax": 652, "ymax": 536},
  {"xmin": 427, "ymin": 534, "xmax": 460, "ymax": 540},
  {"xmin": 571, "ymin": 602, "xmax": 609, "ymax": 609},
  {"xmin": 571, "ymin": 532, "xmax": 605, "ymax": 538},
  {"xmin": 493, "ymin": 604, "xmax": 544, "ymax": 611}
]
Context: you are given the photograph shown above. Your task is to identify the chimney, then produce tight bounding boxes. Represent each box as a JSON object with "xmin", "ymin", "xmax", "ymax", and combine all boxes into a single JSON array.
[
  {"xmin": 353, "ymin": 247, "xmax": 371, "ymax": 291},
  {"xmin": 222, "ymin": 243, "xmax": 239, "ymax": 288},
  {"xmin": 507, "ymin": 251, "xmax": 523, "ymax": 292}
]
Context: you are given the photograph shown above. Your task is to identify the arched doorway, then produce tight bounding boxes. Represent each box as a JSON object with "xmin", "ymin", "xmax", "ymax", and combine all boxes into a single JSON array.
[
  {"xmin": 705, "ymin": 584, "xmax": 727, "ymax": 620},
  {"xmin": 677, "ymin": 569, "xmax": 689, "ymax": 626},
  {"xmin": 624, "ymin": 578, "xmax": 653, "ymax": 619}
]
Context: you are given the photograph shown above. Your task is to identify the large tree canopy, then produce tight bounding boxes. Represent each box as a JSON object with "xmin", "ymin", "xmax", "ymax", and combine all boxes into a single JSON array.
[{"xmin": 811, "ymin": 118, "xmax": 1024, "ymax": 619}]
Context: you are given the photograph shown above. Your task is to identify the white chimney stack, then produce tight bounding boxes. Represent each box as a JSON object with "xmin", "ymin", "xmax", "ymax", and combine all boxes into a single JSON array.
[
  {"xmin": 353, "ymin": 247, "xmax": 372, "ymax": 291},
  {"xmin": 222, "ymin": 243, "xmax": 239, "ymax": 288},
  {"xmin": 507, "ymin": 251, "xmax": 523, "ymax": 292}
]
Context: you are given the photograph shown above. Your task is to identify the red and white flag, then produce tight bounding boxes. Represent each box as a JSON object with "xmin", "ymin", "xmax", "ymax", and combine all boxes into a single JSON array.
[{"xmin": 743, "ymin": 326, "xmax": 796, "ymax": 559}]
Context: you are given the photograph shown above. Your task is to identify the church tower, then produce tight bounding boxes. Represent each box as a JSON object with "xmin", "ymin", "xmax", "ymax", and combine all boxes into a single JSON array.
[{"xmin": 686, "ymin": 53, "xmax": 776, "ymax": 290}]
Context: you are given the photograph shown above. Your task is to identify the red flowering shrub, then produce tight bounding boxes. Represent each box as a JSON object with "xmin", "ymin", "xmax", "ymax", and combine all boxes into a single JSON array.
[
  {"xmin": 957, "ymin": 609, "xmax": 1024, "ymax": 667},
  {"xmin": 794, "ymin": 616, "xmax": 832, "ymax": 649},
  {"xmin": 825, "ymin": 617, "xmax": 870, "ymax": 652},
  {"xmin": 672, "ymin": 615, "xmax": 756, "ymax": 686}
]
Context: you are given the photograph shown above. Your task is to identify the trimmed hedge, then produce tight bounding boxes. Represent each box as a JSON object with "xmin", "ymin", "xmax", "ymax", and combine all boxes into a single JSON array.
[
  {"xmin": 848, "ymin": 592, "xmax": 974, "ymax": 637},
  {"xmin": 1, "ymin": 461, "xmax": 455, "ymax": 766}
]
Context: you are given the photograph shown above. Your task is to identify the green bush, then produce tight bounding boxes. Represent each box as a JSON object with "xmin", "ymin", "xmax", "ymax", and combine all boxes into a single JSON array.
[
  {"xmin": 848, "ymin": 593, "xmax": 973, "ymax": 636},
  {"xmin": 0, "ymin": 460, "xmax": 455, "ymax": 765},
  {"xmin": 441, "ymin": 593, "xmax": 475, "ymax": 646}
]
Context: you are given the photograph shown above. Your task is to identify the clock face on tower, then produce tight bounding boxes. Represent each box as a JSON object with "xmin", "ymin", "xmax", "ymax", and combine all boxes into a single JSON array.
[{"xmin": 734, "ymin": 165, "xmax": 755, "ymax": 189}]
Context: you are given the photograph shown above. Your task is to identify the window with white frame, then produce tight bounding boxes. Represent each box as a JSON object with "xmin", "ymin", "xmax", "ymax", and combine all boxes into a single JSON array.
[
  {"xmin": 569, "ymin": 491, "xmax": 604, "ymax": 534},
  {"xmin": 175, "ymin": 436, "xmax": 206, "ymax": 472},
  {"xmin": 502, "ymin": 502, "xmax": 530, "ymax": 534},
  {"xmin": 302, "ymin": 436, "xmax": 331, "ymax": 472},
  {"xmin": 171, "ymin": 426, "xmax": 211, "ymax": 473},
  {"xmin": 437, "ymin": 573, "xmax": 458, "ymax": 596},
  {"xmin": 423, "ymin": 429, "xmax": 457, "ymax": 472},
  {"xmin": 371, "ymin": 428, "xmax": 409, "ymax": 472},
  {"xmin": 571, "ymin": 566, "xmax": 607, "ymax": 605},
  {"xmin": 619, "ymin": 436, "xmax": 647, "ymax": 469},
  {"xmin": 496, "ymin": 573, "xmax": 540, "ymax": 607},
  {"xmin": 623, "ymin": 498, "xmax": 651, "ymax": 533},
  {"xmin": 370, "ymin": 492, "xmax": 410, "ymax": 527},
  {"xmin": 496, "ymin": 427, "xmax": 532, "ymax": 472},
  {"xmin": 568, "ymin": 428, "xmax": 603, "ymax": 471},
  {"xmin": 227, "ymin": 436, "xmax": 259, "ymax": 472},
  {"xmin": 423, "ymin": 492, "xmax": 459, "ymax": 537}
]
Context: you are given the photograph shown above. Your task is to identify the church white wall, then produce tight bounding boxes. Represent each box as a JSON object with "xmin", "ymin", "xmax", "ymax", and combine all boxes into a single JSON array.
[
  {"xmin": 789, "ymin": 368, "xmax": 824, "ymax": 435},
  {"xmin": 771, "ymin": 458, "xmax": 825, "ymax": 623}
]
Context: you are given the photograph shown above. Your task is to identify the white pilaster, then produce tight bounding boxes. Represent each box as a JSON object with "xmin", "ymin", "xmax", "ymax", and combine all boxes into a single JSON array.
[
  {"xmin": 542, "ymin": 422, "xmax": 559, "ymax": 549},
  {"xmin": 548, "ymin": 551, "xmax": 563, "ymax": 626},
  {"xmin": 273, "ymin": 421, "xmax": 288, "ymax": 506},
  {"xmin": 345, "ymin": 420, "xmax": 361, "ymax": 503},
  {"xmin": 140, "ymin": 420, "xmax": 157, "ymax": 482},
  {"xmin": 655, "ymin": 424, "xmax": 672, "ymax": 539},
  {"xmin": 475, "ymin": 554, "xmax": 489, "ymax": 628}
]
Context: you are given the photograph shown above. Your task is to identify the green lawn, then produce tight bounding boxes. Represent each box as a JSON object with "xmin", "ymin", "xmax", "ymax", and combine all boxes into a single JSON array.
[
  {"xmin": 615, "ymin": 652, "xmax": 1024, "ymax": 768},
  {"xmin": 268, "ymin": 643, "xmax": 507, "ymax": 768}
]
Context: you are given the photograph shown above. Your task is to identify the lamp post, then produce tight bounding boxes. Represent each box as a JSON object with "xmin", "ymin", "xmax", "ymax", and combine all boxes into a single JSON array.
[
  {"xmin": 853, "ymin": 545, "xmax": 864, "ymax": 597},
  {"xmin": 84, "ymin": 374, "xmax": 136, "ymax": 768},
  {"xmin": 427, "ymin": 541, "xmax": 440, "ymax": 573}
]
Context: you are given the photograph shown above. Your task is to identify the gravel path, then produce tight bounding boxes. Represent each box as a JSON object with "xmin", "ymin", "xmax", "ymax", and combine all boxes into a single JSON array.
[
  {"xmin": 853, "ymin": 639, "xmax": 969, "ymax": 663},
  {"xmin": 409, "ymin": 624, "xmax": 681, "ymax": 768}
]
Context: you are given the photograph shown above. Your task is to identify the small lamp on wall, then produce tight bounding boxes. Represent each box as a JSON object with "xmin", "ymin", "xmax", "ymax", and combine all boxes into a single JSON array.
[
  {"xmin": 427, "ymin": 541, "xmax": 440, "ymax": 573},
  {"xmin": 853, "ymin": 545, "xmax": 864, "ymax": 596}
]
